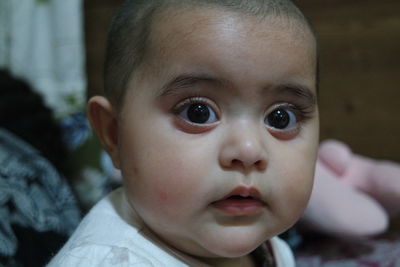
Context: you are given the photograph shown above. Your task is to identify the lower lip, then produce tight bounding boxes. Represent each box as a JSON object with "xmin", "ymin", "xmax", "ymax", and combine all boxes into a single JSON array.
[{"xmin": 212, "ymin": 199, "xmax": 264, "ymax": 215}]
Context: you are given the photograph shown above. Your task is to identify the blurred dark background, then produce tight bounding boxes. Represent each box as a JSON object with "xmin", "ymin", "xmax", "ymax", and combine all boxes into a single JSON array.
[{"xmin": 84, "ymin": 0, "xmax": 400, "ymax": 161}]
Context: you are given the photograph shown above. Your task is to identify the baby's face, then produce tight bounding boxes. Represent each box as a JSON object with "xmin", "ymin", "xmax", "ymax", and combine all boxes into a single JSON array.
[{"xmin": 117, "ymin": 7, "xmax": 318, "ymax": 261}]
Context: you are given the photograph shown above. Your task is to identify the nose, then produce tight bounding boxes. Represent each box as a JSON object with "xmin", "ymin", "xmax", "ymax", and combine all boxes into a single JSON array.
[{"xmin": 219, "ymin": 121, "xmax": 268, "ymax": 172}]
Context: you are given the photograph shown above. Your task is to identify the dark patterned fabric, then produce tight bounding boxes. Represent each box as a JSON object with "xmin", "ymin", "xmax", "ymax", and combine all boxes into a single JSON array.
[
  {"xmin": 0, "ymin": 128, "xmax": 81, "ymax": 267},
  {"xmin": 252, "ymin": 242, "xmax": 276, "ymax": 267}
]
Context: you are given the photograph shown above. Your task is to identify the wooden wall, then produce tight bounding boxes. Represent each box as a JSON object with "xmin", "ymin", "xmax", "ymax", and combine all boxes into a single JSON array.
[
  {"xmin": 297, "ymin": 0, "xmax": 400, "ymax": 161},
  {"xmin": 85, "ymin": 0, "xmax": 400, "ymax": 161},
  {"xmin": 84, "ymin": 0, "xmax": 123, "ymax": 99}
]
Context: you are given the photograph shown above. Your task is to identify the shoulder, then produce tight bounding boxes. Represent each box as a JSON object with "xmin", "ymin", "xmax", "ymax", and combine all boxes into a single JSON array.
[
  {"xmin": 47, "ymin": 188, "xmax": 189, "ymax": 267},
  {"xmin": 47, "ymin": 244, "xmax": 155, "ymax": 266},
  {"xmin": 47, "ymin": 233, "xmax": 189, "ymax": 267}
]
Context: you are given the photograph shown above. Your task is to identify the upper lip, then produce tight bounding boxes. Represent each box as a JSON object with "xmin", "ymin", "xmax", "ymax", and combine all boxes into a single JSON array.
[{"xmin": 220, "ymin": 186, "xmax": 262, "ymax": 201}]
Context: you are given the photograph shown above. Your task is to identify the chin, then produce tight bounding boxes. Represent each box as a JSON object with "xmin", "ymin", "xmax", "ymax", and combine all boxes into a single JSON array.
[
  {"xmin": 203, "ymin": 233, "xmax": 266, "ymax": 258},
  {"xmin": 217, "ymin": 245, "xmax": 259, "ymax": 258}
]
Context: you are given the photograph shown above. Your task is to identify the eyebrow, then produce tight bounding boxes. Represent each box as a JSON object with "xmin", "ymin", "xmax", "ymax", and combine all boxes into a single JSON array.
[
  {"xmin": 158, "ymin": 73, "xmax": 317, "ymax": 105},
  {"xmin": 157, "ymin": 73, "xmax": 227, "ymax": 97},
  {"xmin": 272, "ymin": 84, "xmax": 318, "ymax": 106}
]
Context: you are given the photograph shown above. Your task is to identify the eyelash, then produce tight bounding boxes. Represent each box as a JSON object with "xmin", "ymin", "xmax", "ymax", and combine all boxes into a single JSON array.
[
  {"xmin": 171, "ymin": 97, "xmax": 220, "ymax": 133},
  {"xmin": 172, "ymin": 96, "xmax": 314, "ymax": 134},
  {"xmin": 172, "ymin": 97, "xmax": 217, "ymax": 116},
  {"xmin": 264, "ymin": 103, "xmax": 314, "ymax": 138},
  {"xmin": 274, "ymin": 103, "xmax": 313, "ymax": 121}
]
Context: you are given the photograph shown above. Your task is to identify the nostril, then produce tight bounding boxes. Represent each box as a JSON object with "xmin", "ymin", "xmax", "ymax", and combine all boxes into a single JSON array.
[
  {"xmin": 231, "ymin": 159, "xmax": 242, "ymax": 166},
  {"xmin": 230, "ymin": 158, "xmax": 267, "ymax": 171},
  {"xmin": 255, "ymin": 159, "xmax": 267, "ymax": 170}
]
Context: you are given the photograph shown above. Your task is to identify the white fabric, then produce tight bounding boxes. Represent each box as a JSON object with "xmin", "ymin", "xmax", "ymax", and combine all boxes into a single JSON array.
[
  {"xmin": 48, "ymin": 188, "xmax": 295, "ymax": 266},
  {"xmin": 270, "ymin": 235, "xmax": 295, "ymax": 267},
  {"xmin": 0, "ymin": 0, "xmax": 86, "ymax": 117}
]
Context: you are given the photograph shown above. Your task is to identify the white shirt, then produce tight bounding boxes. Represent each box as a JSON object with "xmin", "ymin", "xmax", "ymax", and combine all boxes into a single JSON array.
[{"xmin": 48, "ymin": 188, "xmax": 295, "ymax": 266}]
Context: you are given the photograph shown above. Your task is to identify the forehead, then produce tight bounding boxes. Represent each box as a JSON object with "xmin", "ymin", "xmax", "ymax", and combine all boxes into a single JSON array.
[
  {"xmin": 148, "ymin": 6, "xmax": 315, "ymax": 53},
  {"xmin": 134, "ymin": 6, "xmax": 316, "ymax": 91}
]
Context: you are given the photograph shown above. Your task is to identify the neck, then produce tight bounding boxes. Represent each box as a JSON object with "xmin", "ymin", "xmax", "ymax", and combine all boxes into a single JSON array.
[{"xmin": 199, "ymin": 254, "xmax": 255, "ymax": 267}]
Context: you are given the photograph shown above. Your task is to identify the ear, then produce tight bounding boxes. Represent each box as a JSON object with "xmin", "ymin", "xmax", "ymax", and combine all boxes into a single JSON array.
[{"xmin": 87, "ymin": 96, "xmax": 121, "ymax": 169}]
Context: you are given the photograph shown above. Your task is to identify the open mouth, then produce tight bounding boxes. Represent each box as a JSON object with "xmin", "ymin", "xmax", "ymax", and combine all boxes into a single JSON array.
[
  {"xmin": 227, "ymin": 195, "xmax": 256, "ymax": 200},
  {"xmin": 212, "ymin": 187, "xmax": 265, "ymax": 215},
  {"xmin": 222, "ymin": 186, "xmax": 262, "ymax": 200}
]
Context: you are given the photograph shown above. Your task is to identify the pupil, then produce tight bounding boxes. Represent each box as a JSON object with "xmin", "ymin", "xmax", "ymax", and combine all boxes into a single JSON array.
[
  {"xmin": 187, "ymin": 104, "xmax": 210, "ymax": 123},
  {"xmin": 268, "ymin": 109, "xmax": 290, "ymax": 129}
]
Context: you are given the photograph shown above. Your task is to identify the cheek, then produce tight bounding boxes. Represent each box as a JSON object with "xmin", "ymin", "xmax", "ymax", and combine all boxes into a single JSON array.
[
  {"xmin": 270, "ymin": 145, "xmax": 317, "ymax": 219},
  {"xmin": 122, "ymin": 135, "xmax": 211, "ymax": 221}
]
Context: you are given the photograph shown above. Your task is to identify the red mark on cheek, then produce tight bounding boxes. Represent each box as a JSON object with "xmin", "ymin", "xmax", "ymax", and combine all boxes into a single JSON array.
[{"xmin": 158, "ymin": 190, "xmax": 169, "ymax": 203}]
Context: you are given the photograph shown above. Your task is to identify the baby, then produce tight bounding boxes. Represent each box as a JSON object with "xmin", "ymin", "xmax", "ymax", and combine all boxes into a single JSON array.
[{"xmin": 49, "ymin": 0, "xmax": 319, "ymax": 266}]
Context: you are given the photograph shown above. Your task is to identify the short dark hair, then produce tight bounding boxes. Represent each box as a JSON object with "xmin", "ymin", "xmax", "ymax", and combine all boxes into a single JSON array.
[{"xmin": 103, "ymin": 0, "xmax": 314, "ymax": 107}]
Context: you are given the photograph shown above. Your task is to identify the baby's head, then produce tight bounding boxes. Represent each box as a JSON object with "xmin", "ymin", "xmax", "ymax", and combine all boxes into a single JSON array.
[
  {"xmin": 89, "ymin": 0, "xmax": 319, "ymax": 264},
  {"xmin": 102, "ymin": 0, "xmax": 316, "ymax": 107}
]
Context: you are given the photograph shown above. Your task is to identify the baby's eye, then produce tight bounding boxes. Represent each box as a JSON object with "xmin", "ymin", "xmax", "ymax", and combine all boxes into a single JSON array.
[
  {"xmin": 177, "ymin": 101, "xmax": 218, "ymax": 125},
  {"xmin": 265, "ymin": 107, "xmax": 297, "ymax": 130}
]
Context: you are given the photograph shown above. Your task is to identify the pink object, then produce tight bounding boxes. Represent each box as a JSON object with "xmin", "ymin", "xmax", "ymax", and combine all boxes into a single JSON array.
[{"xmin": 302, "ymin": 139, "xmax": 400, "ymax": 238}]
